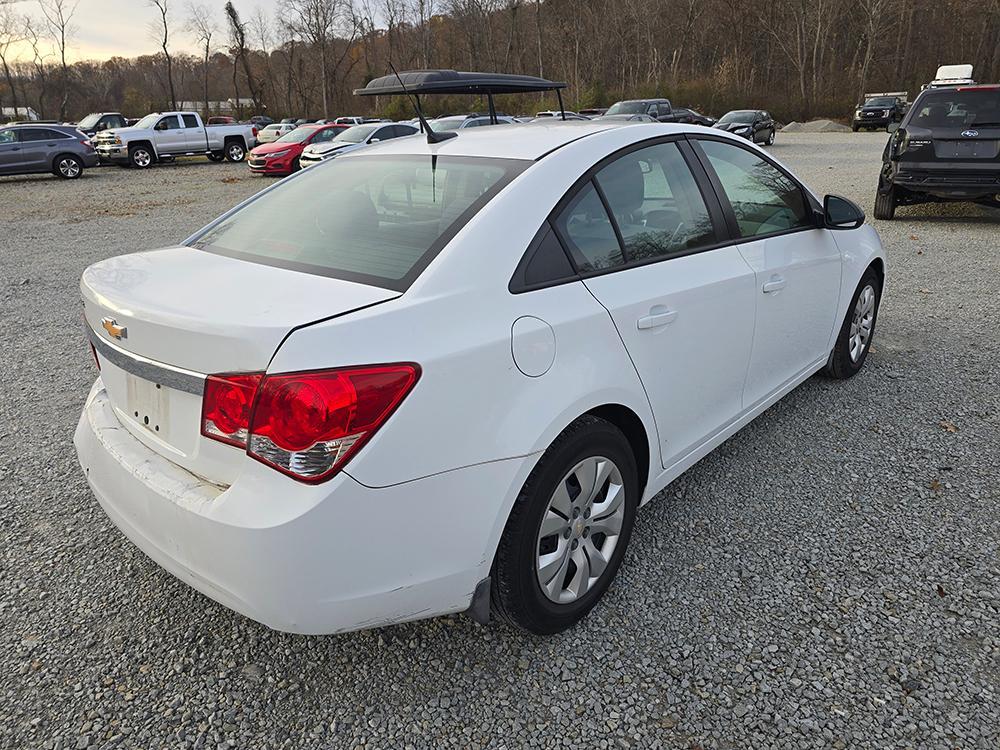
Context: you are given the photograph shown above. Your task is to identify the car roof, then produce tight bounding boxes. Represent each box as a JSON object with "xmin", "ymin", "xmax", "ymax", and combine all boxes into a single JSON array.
[{"xmin": 341, "ymin": 120, "xmax": 694, "ymax": 161}]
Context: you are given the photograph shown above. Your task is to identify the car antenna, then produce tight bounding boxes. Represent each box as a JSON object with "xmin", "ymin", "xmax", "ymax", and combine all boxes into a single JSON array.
[{"xmin": 388, "ymin": 62, "xmax": 456, "ymax": 144}]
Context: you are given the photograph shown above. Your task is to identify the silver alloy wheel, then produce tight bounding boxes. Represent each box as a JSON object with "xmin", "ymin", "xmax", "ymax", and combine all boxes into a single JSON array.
[
  {"xmin": 132, "ymin": 149, "xmax": 152, "ymax": 168},
  {"xmin": 58, "ymin": 157, "xmax": 80, "ymax": 178},
  {"xmin": 227, "ymin": 143, "xmax": 245, "ymax": 161},
  {"xmin": 849, "ymin": 284, "xmax": 876, "ymax": 362},
  {"xmin": 535, "ymin": 455, "xmax": 625, "ymax": 604}
]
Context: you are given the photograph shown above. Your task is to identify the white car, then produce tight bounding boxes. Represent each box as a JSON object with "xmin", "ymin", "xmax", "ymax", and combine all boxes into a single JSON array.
[
  {"xmin": 75, "ymin": 121, "xmax": 886, "ymax": 636},
  {"xmin": 256, "ymin": 122, "xmax": 296, "ymax": 143}
]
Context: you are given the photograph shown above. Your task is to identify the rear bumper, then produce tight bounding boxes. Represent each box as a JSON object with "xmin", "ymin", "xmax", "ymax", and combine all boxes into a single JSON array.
[
  {"xmin": 892, "ymin": 164, "xmax": 1000, "ymax": 199},
  {"xmin": 75, "ymin": 379, "xmax": 530, "ymax": 634},
  {"xmin": 81, "ymin": 152, "xmax": 100, "ymax": 168}
]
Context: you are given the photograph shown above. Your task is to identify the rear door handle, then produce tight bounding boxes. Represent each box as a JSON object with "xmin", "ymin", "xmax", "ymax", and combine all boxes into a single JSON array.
[
  {"xmin": 762, "ymin": 275, "xmax": 787, "ymax": 294},
  {"xmin": 637, "ymin": 308, "xmax": 678, "ymax": 330}
]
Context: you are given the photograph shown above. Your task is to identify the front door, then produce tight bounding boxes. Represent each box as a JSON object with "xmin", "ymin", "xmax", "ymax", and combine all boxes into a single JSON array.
[
  {"xmin": 553, "ymin": 139, "xmax": 757, "ymax": 468},
  {"xmin": 0, "ymin": 128, "xmax": 22, "ymax": 174},
  {"xmin": 153, "ymin": 115, "xmax": 186, "ymax": 154},
  {"xmin": 693, "ymin": 137, "xmax": 843, "ymax": 407}
]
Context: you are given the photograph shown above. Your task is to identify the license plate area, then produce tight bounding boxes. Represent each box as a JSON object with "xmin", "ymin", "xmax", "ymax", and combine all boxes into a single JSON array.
[
  {"xmin": 934, "ymin": 140, "xmax": 999, "ymax": 159},
  {"xmin": 126, "ymin": 373, "xmax": 169, "ymax": 435}
]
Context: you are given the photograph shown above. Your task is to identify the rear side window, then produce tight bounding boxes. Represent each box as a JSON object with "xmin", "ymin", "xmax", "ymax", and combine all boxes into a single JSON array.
[
  {"xmin": 552, "ymin": 181, "xmax": 624, "ymax": 272},
  {"xmin": 21, "ymin": 128, "xmax": 63, "ymax": 141},
  {"xmin": 698, "ymin": 140, "xmax": 811, "ymax": 237},
  {"xmin": 182, "ymin": 114, "xmax": 200, "ymax": 128},
  {"xmin": 909, "ymin": 89, "xmax": 1000, "ymax": 128},
  {"xmin": 594, "ymin": 142, "xmax": 717, "ymax": 261},
  {"xmin": 192, "ymin": 154, "xmax": 527, "ymax": 291}
]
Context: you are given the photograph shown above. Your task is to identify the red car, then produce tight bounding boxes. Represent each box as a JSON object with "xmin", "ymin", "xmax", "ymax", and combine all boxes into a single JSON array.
[{"xmin": 247, "ymin": 124, "xmax": 349, "ymax": 176}]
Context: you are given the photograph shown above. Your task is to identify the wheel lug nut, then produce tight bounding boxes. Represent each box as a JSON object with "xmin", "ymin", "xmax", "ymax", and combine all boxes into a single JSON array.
[
  {"xmin": 563, "ymin": 529, "xmax": 571, "ymax": 539},
  {"xmin": 571, "ymin": 539, "xmax": 579, "ymax": 549},
  {"xmin": 583, "ymin": 528, "xmax": 589, "ymax": 537},
  {"xmin": 572, "ymin": 508, "xmax": 580, "ymax": 519},
  {"xmin": 584, "ymin": 508, "xmax": 591, "ymax": 519}
]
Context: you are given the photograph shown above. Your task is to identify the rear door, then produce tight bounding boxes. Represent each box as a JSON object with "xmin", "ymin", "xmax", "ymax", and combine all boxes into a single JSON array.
[
  {"xmin": 17, "ymin": 128, "xmax": 60, "ymax": 170},
  {"xmin": 181, "ymin": 113, "xmax": 207, "ymax": 151},
  {"xmin": 692, "ymin": 137, "xmax": 842, "ymax": 408},
  {"xmin": 560, "ymin": 138, "xmax": 758, "ymax": 468},
  {"xmin": 153, "ymin": 115, "xmax": 185, "ymax": 154},
  {"xmin": 0, "ymin": 128, "xmax": 22, "ymax": 174}
]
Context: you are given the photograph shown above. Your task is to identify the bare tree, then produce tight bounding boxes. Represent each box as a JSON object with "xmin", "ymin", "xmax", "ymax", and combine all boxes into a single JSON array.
[
  {"xmin": 23, "ymin": 16, "xmax": 49, "ymax": 117},
  {"xmin": 0, "ymin": 2, "xmax": 25, "ymax": 114},
  {"xmin": 37, "ymin": 0, "xmax": 78, "ymax": 120},
  {"xmin": 148, "ymin": 0, "xmax": 176, "ymax": 109},
  {"xmin": 185, "ymin": 2, "xmax": 216, "ymax": 116},
  {"xmin": 284, "ymin": 0, "xmax": 356, "ymax": 118},
  {"xmin": 224, "ymin": 1, "xmax": 260, "ymax": 114}
]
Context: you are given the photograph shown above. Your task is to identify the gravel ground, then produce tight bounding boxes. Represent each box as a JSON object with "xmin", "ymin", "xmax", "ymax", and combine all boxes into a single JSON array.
[{"xmin": 1, "ymin": 134, "xmax": 999, "ymax": 749}]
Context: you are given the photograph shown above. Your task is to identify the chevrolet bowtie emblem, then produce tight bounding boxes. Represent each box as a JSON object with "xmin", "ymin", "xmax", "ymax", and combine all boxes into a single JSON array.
[{"xmin": 101, "ymin": 317, "xmax": 127, "ymax": 340}]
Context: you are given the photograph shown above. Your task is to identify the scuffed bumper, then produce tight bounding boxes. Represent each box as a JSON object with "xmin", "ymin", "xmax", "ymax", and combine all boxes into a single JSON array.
[{"xmin": 75, "ymin": 379, "xmax": 533, "ymax": 634}]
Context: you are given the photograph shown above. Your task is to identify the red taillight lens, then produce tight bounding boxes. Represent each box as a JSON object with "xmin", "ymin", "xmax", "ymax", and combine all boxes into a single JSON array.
[
  {"xmin": 247, "ymin": 364, "xmax": 420, "ymax": 483},
  {"xmin": 201, "ymin": 373, "xmax": 264, "ymax": 448}
]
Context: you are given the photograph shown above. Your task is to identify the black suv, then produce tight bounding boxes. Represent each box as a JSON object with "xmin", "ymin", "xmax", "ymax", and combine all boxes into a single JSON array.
[
  {"xmin": 604, "ymin": 98, "xmax": 679, "ymax": 122},
  {"xmin": 852, "ymin": 95, "xmax": 907, "ymax": 131},
  {"xmin": 874, "ymin": 85, "xmax": 1000, "ymax": 219}
]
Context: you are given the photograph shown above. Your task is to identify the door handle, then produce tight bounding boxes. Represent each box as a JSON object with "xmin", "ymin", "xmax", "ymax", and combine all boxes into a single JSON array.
[
  {"xmin": 637, "ymin": 308, "xmax": 678, "ymax": 330},
  {"xmin": 762, "ymin": 275, "xmax": 787, "ymax": 294}
]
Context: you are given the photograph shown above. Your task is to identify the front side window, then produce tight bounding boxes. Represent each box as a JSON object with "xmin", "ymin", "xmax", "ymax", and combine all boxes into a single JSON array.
[
  {"xmin": 310, "ymin": 127, "xmax": 340, "ymax": 143},
  {"xmin": 699, "ymin": 140, "xmax": 811, "ymax": 237},
  {"xmin": 0, "ymin": 129, "xmax": 18, "ymax": 144},
  {"xmin": 191, "ymin": 154, "xmax": 526, "ymax": 289},
  {"xmin": 594, "ymin": 142, "xmax": 717, "ymax": 262},
  {"xmin": 156, "ymin": 116, "xmax": 179, "ymax": 130}
]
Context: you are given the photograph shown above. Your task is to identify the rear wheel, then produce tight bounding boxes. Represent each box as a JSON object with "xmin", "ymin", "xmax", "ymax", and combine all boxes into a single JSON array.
[
  {"xmin": 128, "ymin": 145, "xmax": 153, "ymax": 169},
  {"xmin": 874, "ymin": 185, "xmax": 897, "ymax": 220},
  {"xmin": 53, "ymin": 154, "xmax": 83, "ymax": 179},
  {"xmin": 822, "ymin": 268, "xmax": 881, "ymax": 379},
  {"xmin": 491, "ymin": 415, "xmax": 638, "ymax": 634},
  {"xmin": 225, "ymin": 140, "xmax": 246, "ymax": 162},
  {"xmin": 766, "ymin": 129, "xmax": 775, "ymax": 145}
]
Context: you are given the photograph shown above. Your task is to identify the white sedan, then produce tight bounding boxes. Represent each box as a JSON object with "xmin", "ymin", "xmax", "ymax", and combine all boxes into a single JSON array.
[{"xmin": 75, "ymin": 121, "xmax": 885, "ymax": 635}]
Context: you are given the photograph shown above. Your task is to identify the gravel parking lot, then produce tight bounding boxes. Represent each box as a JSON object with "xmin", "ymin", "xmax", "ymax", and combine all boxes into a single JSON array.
[{"xmin": 2, "ymin": 132, "xmax": 999, "ymax": 750}]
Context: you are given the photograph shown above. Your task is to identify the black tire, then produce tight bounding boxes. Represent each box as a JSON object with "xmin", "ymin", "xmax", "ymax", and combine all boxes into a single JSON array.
[
  {"xmin": 207, "ymin": 151, "xmax": 225, "ymax": 162},
  {"xmin": 874, "ymin": 185, "xmax": 896, "ymax": 220},
  {"xmin": 822, "ymin": 267, "xmax": 881, "ymax": 380},
  {"xmin": 766, "ymin": 129, "xmax": 775, "ymax": 145},
  {"xmin": 128, "ymin": 145, "xmax": 154, "ymax": 169},
  {"xmin": 224, "ymin": 140, "xmax": 246, "ymax": 162},
  {"xmin": 852, "ymin": 124, "xmax": 859, "ymax": 132},
  {"xmin": 491, "ymin": 415, "xmax": 639, "ymax": 634},
  {"xmin": 52, "ymin": 153, "xmax": 84, "ymax": 179}
]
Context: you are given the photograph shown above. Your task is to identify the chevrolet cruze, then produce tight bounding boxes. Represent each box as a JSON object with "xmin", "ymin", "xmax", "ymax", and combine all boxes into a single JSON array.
[{"xmin": 76, "ymin": 121, "xmax": 886, "ymax": 635}]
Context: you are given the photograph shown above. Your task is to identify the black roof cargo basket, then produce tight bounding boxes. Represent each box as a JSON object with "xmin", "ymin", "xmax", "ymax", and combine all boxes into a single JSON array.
[{"xmin": 355, "ymin": 69, "xmax": 569, "ymax": 125}]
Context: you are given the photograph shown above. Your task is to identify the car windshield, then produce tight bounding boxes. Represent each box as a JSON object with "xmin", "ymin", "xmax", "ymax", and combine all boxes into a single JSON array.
[
  {"xmin": 606, "ymin": 101, "xmax": 648, "ymax": 115},
  {"xmin": 276, "ymin": 127, "xmax": 320, "ymax": 143},
  {"xmin": 77, "ymin": 113, "xmax": 103, "ymax": 129},
  {"xmin": 909, "ymin": 89, "xmax": 1000, "ymax": 128},
  {"xmin": 191, "ymin": 154, "xmax": 527, "ymax": 290},
  {"xmin": 719, "ymin": 111, "xmax": 755, "ymax": 124},
  {"xmin": 134, "ymin": 113, "xmax": 161, "ymax": 129},
  {"xmin": 333, "ymin": 124, "xmax": 378, "ymax": 143},
  {"xmin": 864, "ymin": 97, "xmax": 896, "ymax": 107}
]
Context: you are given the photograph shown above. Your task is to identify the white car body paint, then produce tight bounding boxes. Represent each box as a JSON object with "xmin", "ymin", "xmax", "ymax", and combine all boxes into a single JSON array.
[{"xmin": 75, "ymin": 122, "xmax": 886, "ymax": 634}]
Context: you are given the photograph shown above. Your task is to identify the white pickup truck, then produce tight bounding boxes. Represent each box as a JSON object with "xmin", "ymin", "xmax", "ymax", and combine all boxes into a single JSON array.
[{"xmin": 93, "ymin": 111, "xmax": 257, "ymax": 168}]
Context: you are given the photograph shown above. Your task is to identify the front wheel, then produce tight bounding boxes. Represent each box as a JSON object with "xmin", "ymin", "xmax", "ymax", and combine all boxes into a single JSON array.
[
  {"xmin": 225, "ymin": 141, "xmax": 246, "ymax": 162},
  {"xmin": 128, "ymin": 145, "xmax": 154, "ymax": 169},
  {"xmin": 822, "ymin": 268, "xmax": 881, "ymax": 379},
  {"xmin": 53, "ymin": 154, "xmax": 84, "ymax": 179},
  {"xmin": 874, "ymin": 184, "xmax": 897, "ymax": 220},
  {"xmin": 491, "ymin": 415, "xmax": 638, "ymax": 634},
  {"xmin": 766, "ymin": 129, "xmax": 775, "ymax": 145}
]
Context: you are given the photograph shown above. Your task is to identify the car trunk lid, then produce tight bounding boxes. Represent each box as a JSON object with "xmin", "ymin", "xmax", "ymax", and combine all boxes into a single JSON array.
[{"xmin": 82, "ymin": 247, "xmax": 399, "ymax": 485}]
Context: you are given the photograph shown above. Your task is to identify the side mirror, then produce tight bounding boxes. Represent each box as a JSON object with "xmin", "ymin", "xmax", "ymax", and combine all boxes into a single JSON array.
[
  {"xmin": 369, "ymin": 137, "xmax": 380, "ymax": 143},
  {"xmin": 824, "ymin": 194, "xmax": 865, "ymax": 230},
  {"xmin": 887, "ymin": 121, "xmax": 901, "ymax": 133}
]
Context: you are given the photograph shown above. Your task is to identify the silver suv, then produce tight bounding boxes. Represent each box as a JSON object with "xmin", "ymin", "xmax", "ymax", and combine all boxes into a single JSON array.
[{"xmin": 0, "ymin": 124, "xmax": 99, "ymax": 179}]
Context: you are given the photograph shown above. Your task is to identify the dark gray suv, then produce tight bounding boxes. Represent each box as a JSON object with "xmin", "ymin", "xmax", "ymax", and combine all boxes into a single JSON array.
[{"xmin": 0, "ymin": 124, "xmax": 100, "ymax": 179}]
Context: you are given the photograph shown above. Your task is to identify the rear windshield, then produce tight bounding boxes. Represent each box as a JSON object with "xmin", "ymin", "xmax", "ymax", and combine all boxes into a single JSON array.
[
  {"xmin": 910, "ymin": 89, "xmax": 1000, "ymax": 128},
  {"xmin": 191, "ymin": 154, "xmax": 527, "ymax": 290}
]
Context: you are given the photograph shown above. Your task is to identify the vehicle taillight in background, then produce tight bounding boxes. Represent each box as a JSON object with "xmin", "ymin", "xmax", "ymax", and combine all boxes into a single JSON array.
[
  {"xmin": 252, "ymin": 127, "xmax": 258, "ymax": 137},
  {"xmin": 247, "ymin": 364, "xmax": 420, "ymax": 483},
  {"xmin": 201, "ymin": 373, "xmax": 264, "ymax": 448}
]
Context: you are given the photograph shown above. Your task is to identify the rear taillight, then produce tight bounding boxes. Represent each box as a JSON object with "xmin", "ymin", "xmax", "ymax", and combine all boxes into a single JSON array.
[
  {"xmin": 81, "ymin": 139, "xmax": 94, "ymax": 151},
  {"xmin": 252, "ymin": 126, "xmax": 258, "ymax": 137},
  {"xmin": 201, "ymin": 373, "xmax": 264, "ymax": 448},
  {"xmin": 247, "ymin": 364, "xmax": 419, "ymax": 483}
]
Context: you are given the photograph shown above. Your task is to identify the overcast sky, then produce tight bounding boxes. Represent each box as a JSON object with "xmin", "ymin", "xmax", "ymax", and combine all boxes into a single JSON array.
[{"xmin": 8, "ymin": 0, "xmax": 268, "ymax": 62}]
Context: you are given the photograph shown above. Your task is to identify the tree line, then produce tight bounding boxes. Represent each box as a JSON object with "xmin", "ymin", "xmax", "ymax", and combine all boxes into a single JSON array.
[{"xmin": 1, "ymin": 0, "xmax": 999, "ymax": 125}]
